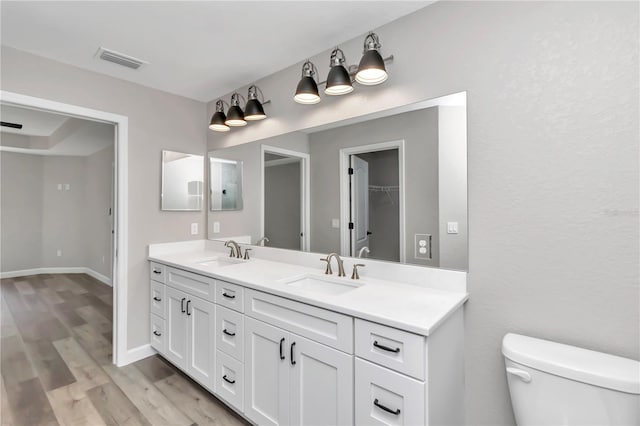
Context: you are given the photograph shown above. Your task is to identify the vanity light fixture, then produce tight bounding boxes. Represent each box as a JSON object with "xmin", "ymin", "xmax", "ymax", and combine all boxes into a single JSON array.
[
  {"xmin": 355, "ymin": 32, "xmax": 388, "ymax": 85},
  {"xmin": 209, "ymin": 100, "xmax": 230, "ymax": 132},
  {"xmin": 225, "ymin": 92, "xmax": 247, "ymax": 127},
  {"xmin": 245, "ymin": 85, "xmax": 267, "ymax": 120},
  {"xmin": 294, "ymin": 60, "xmax": 321, "ymax": 104},
  {"xmin": 325, "ymin": 47, "xmax": 353, "ymax": 96}
]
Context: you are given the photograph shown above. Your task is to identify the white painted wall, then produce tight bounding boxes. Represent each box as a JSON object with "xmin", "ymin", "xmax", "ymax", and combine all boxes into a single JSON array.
[{"xmin": 207, "ymin": 2, "xmax": 639, "ymax": 424}]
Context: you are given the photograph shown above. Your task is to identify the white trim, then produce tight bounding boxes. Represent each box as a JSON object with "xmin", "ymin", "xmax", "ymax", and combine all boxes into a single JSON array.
[
  {"xmin": 0, "ymin": 267, "xmax": 113, "ymax": 286},
  {"xmin": 260, "ymin": 145, "xmax": 311, "ymax": 252},
  {"xmin": 0, "ymin": 90, "xmax": 129, "ymax": 367},
  {"xmin": 339, "ymin": 140, "xmax": 406, "ymax": 262},
  {"xmin": 118, "ymin": 344, "xmax": 156, "ymax": 365}
]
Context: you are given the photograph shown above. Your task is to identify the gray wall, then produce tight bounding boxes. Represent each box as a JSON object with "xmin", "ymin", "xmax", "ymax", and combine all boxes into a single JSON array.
[
  {"xmin": 207, "ymin": 2, "xmax": 639, "ymax": 424},
  {"xmin": 308, "ymin": 107, "xmax": 440, "ymax": 267},
  {"xmin": 1, "ymin": 147, "xmax": 114, "ymax": 278},
  {"xmin": 1, "ymin": 46, "xmax": 208, "ymax": 349},
  {"xmin": 0, "ymin": 152, "xmax": 43, "ymax": 271},
  {"xmin": 265, "ymin": 161, "xmax": 301, "ymax": 250}
]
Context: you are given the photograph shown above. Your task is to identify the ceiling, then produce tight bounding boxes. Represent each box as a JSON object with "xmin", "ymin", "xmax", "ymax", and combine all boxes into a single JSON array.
[
  {"xmin": 0, "ymin": 105, "xmax": 114, "ymax": 156},
  {"xmin": 0, "ymin": 1, "xmax": 432, "ymax": 102}
]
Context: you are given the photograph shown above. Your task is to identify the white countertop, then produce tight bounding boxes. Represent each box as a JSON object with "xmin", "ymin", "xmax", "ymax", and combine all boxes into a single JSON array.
[{"xmin": 149, "ymin": 246, "xmax": 468, "ymax": 336}]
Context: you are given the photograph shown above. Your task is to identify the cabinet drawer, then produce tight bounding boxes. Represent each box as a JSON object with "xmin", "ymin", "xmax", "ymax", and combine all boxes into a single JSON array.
[
  {"xmin": 166, "ymin": 266, "xmax": 216, "ymax": 302},
  {"xmin": 215, "ymin": 281, "xmax": 244, "ymax": 313},
  {"xmin": 355, "ymin": 358, "xmax": 425, "ymax": 426},
  {"xmin": 216, "ymin": 305, "xmax": 244, "ymax": 361},
  {"xmin": 215, "ymin": 350, "xmax": 244, "ymax": 412},
  {"xmin": 150, "ymin": 262, "xmax": 166, "ymax": 283},
  {"xmin": 245, "ymin": 289, "xmax": 353, "ymax": 353},
  {"xmin": 150, "ymin": 313, "xmax": 166, "ymax": 353},
  {"xmin": 150, "ymin": 281, "xmax": 166, "ymax": 318},
  {"xmin": 355, "ymin": 319, "xmax": 425, "ymax": 380}
]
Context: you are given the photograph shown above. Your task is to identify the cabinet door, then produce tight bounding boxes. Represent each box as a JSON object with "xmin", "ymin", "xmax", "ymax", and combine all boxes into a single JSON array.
[
  {"xmin": 165, "ymin": 287, "xmax": 188, "ymax": 369},
  {"xmin": 244, "ymin": 317, "xmax": 290, "ymax": 426},
  {"xmin": 187, "ymin": 296, "xmax": 216, "ymax": 391},
  {"xmin": 290, "ymin": 335, "xmax": 354, "ymax": 426}
]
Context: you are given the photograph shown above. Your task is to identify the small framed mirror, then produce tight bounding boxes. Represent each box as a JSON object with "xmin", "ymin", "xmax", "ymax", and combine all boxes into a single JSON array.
[
  {"xmin": 161, "ymin": 150, "xmax": 204, "ymax": 211},
  {"xmin": 210, "ymin": 157, "xmax": 243, "ymax": 211}
]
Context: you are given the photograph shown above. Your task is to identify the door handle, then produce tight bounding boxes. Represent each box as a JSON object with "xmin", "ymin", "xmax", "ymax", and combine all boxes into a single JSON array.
[
  {"xmin": 279, "ymin": 338, "xmax": 285, "ymax": 360},
  {"xmin": 153, "ymin": 296, "xmax": 161, "ymax": 302},
  {"xmin": 374, "ymin": 398, "xmax": 401, "ymax": 415},
  {"xmin": 222, "ymin": 292, "xmax": 235, "ymax": 299},
  {"xmin": 373, "ymin": 340, "xmax": 400, "ymax": 353},
  {"xmin": 181, "ymin": 298, "xmax": 186, "ymax": 313},
  {"xmin": 186, "ymin": 300, "xmax": 191, "ymax": 316},
  {"xmin": 290, "ymin": 341, "xmax": 296, "ymax": 365},
  {"xmin": 222, "ymin": 375, "xmax": 235, "ymax": 384},
  {"xmin": 506, "ymin": 367, "xmax": 532, "ymax": 383},
  {"xmin": 153, "ymin": 331, "xmax": 161, "ymax": 337},
  {"xmin": 223, "ymin": 329, "xmax": 235, "ymax": 337},
  {"xmin": 153, "ymin": 269, "xmax": 162, "ymax": 274}
]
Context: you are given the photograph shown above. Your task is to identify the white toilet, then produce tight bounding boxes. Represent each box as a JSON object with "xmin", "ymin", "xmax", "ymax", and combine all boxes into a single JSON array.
[{"xmin": 502, "ymin": 333, "xmax": 640, "ymax": 425}]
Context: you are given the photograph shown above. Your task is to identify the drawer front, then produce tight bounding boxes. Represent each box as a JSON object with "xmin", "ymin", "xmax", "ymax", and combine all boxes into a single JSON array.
[
  {"xmin": 245, "ymin": 289, "xmax": 353, "ymax": 353},
  {"xmin": 149, "ymin": 262, "xmax": 166, "ymax": 283},
  {"xmin": 215, "ymin": 281, "xmax": 244, "ymax": 313},
  {"xmin": 166, "ymin": 266, "xmax": 216, "ymax": 302},
  {"xmin": 150, "ymin": 313, "xmax": 166, "ymax": 354},
  {"xmin": 150, "ymin": 281, "xmax": 166, "ymax": 318},
  {"xmin": 215, "ymin": 350, "xmax": 244, "ymax": 412},
  {"xmin": 355, "ymin": 358, "xmax": 425, "ymax": 426},
  {"xmin": 355, "ymin": 319, "xmax": 426, "ymax": 380},
  {"xmin": 216, "ymin": 305, "xmax": 244, "ymax": 361}
]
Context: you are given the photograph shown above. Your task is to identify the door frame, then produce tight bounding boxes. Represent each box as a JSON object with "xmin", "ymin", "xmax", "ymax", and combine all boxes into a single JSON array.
[
  {"xmin": 0, "ymin": 90, "xmax": 129, "ymax": 366},
  {"xmin": 260, "ymin": 144, "xmax": 310, "ymax": 251},
  {"xmin": 339, "ymin": 140, "xmax": 406, "ymax": 262}
]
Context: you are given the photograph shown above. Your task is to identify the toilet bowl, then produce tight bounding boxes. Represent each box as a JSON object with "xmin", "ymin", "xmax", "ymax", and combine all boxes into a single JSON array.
[{"xmin": 502, "ymin": 333, "xmax": 640, "ymax": 425}]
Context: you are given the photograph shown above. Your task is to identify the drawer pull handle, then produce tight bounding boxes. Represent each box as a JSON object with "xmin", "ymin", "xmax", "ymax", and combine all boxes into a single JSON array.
[
  {"xmin": 181, "ymin": 298, "xmax": 186, "ymax": 313},
  {"xmin": 186, "ymin": 300, "xmax": 191, "ymax": 316},
  {"xmin": 374, "ymin": 399, "xmax": 401, "ymax": 415},
  {"xmin": 222, "ymin": 292, "xmax": 235, "ymax": 300},
  {"xmin": 153, "ymin": 331, "xmax": 161, "ymax": 337},
  {"xmin": 153, "ymin": 297, "xmax": 161, "ymax": 302},
  {"xmin": 153, "ymin": 269, "xmax": 162, "ymax": 274},
  {"xmin": 290, "ymin": 341, "xmax": 296, "ymax": 365},
  {"xmin": 222, "ymin": 375, "xmax": 235, "ymax": 384},
  {"xmin": 223, "ymin": 329, "xmax": 236, "ymax": 337},
  {"xmin": 279, "ymin": 338, "xmax": 285, "ymax": 360},
  {"xmin": 373, "ymin": 341, "xmax": 400, "ymax": 353}
]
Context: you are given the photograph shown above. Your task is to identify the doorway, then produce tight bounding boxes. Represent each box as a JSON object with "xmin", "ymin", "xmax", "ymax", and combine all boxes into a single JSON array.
[{"xmin": 340, "ymin": 140, "xmax": 405, "ymax": 262}]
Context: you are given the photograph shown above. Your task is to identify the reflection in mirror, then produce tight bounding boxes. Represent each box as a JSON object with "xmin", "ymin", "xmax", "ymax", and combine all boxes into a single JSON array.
[
  {"xmin": 161, "ymin": 150, "xmax": 204, "ymax": 211},
  {"xmin": 210, "ymin": 158, "xmax": 243, "ymax": 211},
  {"xmin": 208, "ymin": 92, "xmax": 468, "ymax": 271}
]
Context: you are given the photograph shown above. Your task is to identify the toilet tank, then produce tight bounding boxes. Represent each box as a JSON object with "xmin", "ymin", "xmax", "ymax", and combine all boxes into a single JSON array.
[{"xmin": 502, "ymin": 333, "xmax": 640, "ymax": 426}]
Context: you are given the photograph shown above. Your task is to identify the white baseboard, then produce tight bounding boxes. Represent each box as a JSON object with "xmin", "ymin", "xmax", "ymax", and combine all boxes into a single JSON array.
[
  {"xmin": 116, "ymin": 344, "xmax": 156, "ymax": 366},
  {"xmin": 0, "ymin": 267, "xmax": 112, "ymax": 286}
]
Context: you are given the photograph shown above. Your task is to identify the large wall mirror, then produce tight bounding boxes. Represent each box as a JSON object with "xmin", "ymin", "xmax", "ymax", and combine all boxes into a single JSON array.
[
  {"xmin": 208, "ymin": 92, "xmax": 468, "ymax": 271},
  {"xmin": 161, "ymin": 150, "xmax": 204, "ymax": 211}
]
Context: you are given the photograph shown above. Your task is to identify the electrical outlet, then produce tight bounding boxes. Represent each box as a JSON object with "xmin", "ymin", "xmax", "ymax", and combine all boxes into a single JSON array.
[
  {"xmin": 64, "ymin": 183, "xmax": 70, "ymax": 191},
  {"xmin": 57, "ymin": 183, "xmax": 63, "ymax": 191},
  {"xmin": 191, "ymin": 223, "xmax": 198, "ymax": 235},
  {"xmin": 57, "ymin": 250, "xmax": 62, "ymax": 257},
  {"xmin": 213, "ymin": 222, "xmax": 220, "ymax": 233},
  {"xmin": 414, "ymin": 234, "xmax": 432, "ymax": 260}
]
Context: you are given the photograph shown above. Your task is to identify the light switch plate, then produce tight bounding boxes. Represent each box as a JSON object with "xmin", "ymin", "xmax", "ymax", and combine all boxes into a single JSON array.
[
  {"xmin": 331, "ymin": 219, "xmax": 340, "ymax": 229},
  {"xmin": 191, "ymin": 223, "xmax": 198, "ymax": 235},
  {"xmin": 447, "ymin": 222, "xmax": 459, "ymax": 234},
  {"xmin": 213, "ymin": 222, "xmax": 220, "ymax": 233}
]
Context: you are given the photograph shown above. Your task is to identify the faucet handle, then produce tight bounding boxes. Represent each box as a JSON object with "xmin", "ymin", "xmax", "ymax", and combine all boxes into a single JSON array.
[
  {"xmin": 244, "ymin": 248, "xmax": 252, "ymax": 260},
  {"xmin": 320, "ymin": 257, "xmax": 333, "ymax": 275},
  {"xmin": 351, "ymin": 264, "xmax": 365, "ymax": 280}
]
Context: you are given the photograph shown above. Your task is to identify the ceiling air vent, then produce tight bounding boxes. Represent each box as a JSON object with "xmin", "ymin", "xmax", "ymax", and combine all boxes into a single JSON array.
[{"xmin": 96, "ymin": 47, "xmax": 147, "ymax": 70}]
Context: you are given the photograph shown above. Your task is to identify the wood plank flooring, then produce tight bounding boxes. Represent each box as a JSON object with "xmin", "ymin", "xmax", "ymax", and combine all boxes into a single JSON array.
[{"xmin": 0, "ymin": 273, "xmax": 249, "ymax": 426}]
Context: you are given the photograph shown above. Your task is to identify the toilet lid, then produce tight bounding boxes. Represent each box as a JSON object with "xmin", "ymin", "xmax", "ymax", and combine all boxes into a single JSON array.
[{"xmin": 502, "ymin": 333, "xmax": 640, "ymax": 394}]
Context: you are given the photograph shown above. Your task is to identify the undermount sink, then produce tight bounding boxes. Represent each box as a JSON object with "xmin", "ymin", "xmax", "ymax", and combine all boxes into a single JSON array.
[
  {"xmin": 280, "ymin": 274, "xmax": 362, "ymax": 296},
  {"xmin": 193, "ymin": 256, "xmax": 244, "ymax": 267}
]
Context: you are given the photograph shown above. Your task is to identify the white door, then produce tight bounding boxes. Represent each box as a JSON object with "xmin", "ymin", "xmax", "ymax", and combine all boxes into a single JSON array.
[
  {"xmin": 244, "ymin": 317, "xmax": 290, "ymax": 426},
  {"xmin": 165, "ymin": 287, "xmax": 188, "ymax": 369},
  {"xmin": 290, "ymin": 335, "xmax": 354, "ymax": 426},
  {"xmin": 350, "ymin": 155, "xmax": 370, "ymax": 256},
  {"xmin": 186, "ymin": 296, "xmax": 216, "ymax": 391}
]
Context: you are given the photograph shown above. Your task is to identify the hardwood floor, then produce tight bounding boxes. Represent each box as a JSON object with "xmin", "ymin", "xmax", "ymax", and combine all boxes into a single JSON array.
[{"xmin": 0, "ymin": 273, "xmax": 250, "ymax": 426}]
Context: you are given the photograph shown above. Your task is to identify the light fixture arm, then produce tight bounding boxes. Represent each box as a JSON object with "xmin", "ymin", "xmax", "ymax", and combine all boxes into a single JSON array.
[
  {"xmin": 301, "ymin": 60, "xmax": 319, "ymax": 83},
  {"xmin": 363, "ymin": 32, "xmax": 382, "ymax": 52},
  {"xmin": 230, "ymin": 92, "xmax": 247, "ymax": 108},
  {"xmin": 247, "ymin": 85, "xmax": 271, "ymax": 105},
  {"xmin": 329, "ymin": 47, "xmax": 347, "ymax": 67},
  {"xmin": 215, "ymin": 99, "xmax": 230, "ymax": 112}
]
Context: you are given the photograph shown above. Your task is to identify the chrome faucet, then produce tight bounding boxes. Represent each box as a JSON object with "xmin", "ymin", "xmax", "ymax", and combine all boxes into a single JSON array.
[
  {"xmin": 358, "ymin": 246, "xmax": 370, "ymax": 258},
  {"xmin": 323, "ymin": 253, "xmax": 346, "ymax": 277},
  {"xmin": 256, "ymin": 237, "xmax": 270, "ymax": 246},
  {"xmin": 224, "ymin": 240, "xmax": 242, "ymax": 258}
]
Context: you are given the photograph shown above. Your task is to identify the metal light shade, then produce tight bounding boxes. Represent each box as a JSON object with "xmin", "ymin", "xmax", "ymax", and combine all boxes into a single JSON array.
[
  {"xmin": 225, "ymin": 105, "xmax": 246, "ymax": 127},
  {"xmin": 325, "ymin": 47, "xmax": 353, "ymax": 96},
  {"xmin": 209, "ymin": 111, "xmax": 230, "ymax": 132},
  {"xmin": 355, "ymin": 49, "xmax": 388, "ymax": 85},
  {"xmin": 244, "ymin": 98, "xmax": 266, "ymax": 121},
  {"xmin": 294, "ymin": 76, "xmax": 321, "ymax": 104}
]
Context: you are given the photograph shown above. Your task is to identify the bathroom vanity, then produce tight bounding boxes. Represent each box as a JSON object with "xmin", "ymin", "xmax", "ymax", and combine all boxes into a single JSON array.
[{"xmin": 148, "ymin": 240, "xmax": 467, "ymax": 426}]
